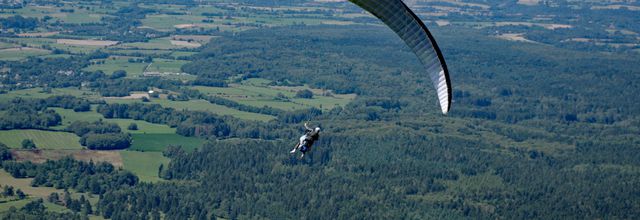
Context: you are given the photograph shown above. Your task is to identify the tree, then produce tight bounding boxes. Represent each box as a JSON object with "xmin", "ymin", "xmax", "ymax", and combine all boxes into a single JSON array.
[
  {"xmin": 82, "ymin": 133, "xmax": 131, "ymax": 150},
  {"xmin": 82, "ymin": 196, "xmax": 93, "ymax": 215},
  {"xmin": 21, "ymin": 198, "xmax": 45, "ymax": 215},
  {"xmin": 21, "ymin": 139, "xmax": 36, "ymax": 149},
  {"xmin": 48, "ymin": 192, "xmax": 60, "ymax": 203},
  {"xmin": 16, "ymin": 189, "xmax": 26, "ymax": 199},
  {"xmin": 111, "ymin": 70, "xmax": 127, "ymax": 79},
  {"xmin": 0, "ymin": 142, "xmax": 11, "ymax": 161},
  {"xmin": 127, "ymin": 123, "xmax": 138, "ymax": 130},
  {"xmin": 3, "ymin": 185, "xmax": 14, "ymax": 196},
  {"xmin": 295, "ymin": 89, "xmax": 313, "ymax": 99},
  {"xmin": 63, "ymin": 190, "xmax": 72, "ymax": 207}
]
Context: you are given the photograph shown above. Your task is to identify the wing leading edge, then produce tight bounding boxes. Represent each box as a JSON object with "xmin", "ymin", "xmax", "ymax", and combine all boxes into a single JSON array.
[{"xmin": 349, "ymin": 0, "xmax": 452, "ymax": 114}]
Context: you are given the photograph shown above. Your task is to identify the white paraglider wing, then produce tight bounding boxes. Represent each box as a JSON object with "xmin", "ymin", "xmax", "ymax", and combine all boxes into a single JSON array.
[{"xmin": 350, "ymin": 0, "xmax": 452, "ymax": 114}]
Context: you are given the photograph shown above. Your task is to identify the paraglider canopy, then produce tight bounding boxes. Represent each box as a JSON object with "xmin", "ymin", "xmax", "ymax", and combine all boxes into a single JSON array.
[{"xmin": 349, "ymin": 0, "xmax": 452, "ymax": 114}]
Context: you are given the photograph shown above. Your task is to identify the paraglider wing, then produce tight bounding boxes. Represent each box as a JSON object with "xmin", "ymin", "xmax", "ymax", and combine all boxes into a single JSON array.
[{"xmin": 349, "ymin": 0, "xmax": 452, "ymax": 114}]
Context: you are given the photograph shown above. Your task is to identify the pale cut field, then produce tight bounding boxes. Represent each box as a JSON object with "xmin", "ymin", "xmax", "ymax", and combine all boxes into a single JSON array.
[
  {"xmin": 57, "ymin": 39, "xmax": 119, "ymax": 46},
  {"xmin": 170, "ymin": 40, "xmax": 201, "ymax": 47},
  {"xmin": 11, "ymin": 149, "xmax": 124, "ymax": 167}
]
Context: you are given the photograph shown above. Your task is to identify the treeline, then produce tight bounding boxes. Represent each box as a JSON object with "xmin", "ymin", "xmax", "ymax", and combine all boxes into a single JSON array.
[
  {"xmin": 91, "ymin": 120, "xmax": 640, "ymax": 219},
  {"xmin": 0, "ymin": 99, "xmax": 61, "ymax": 130},
  {"xmin": 89, "ymin": 77, "xmax": 182, "ymax": 97},
  {"xmin": 96, "ymin": 103, "xmax": 298, "ymax": 139},
  {"xmin": 0, "ymin": 142, "xmax": 12, "ymax": 162},
  {"xmin": 1, "ymin": 199, "xmax": 86, "ymax": 220},
  {"xmin": 64, "ymin": 4, "xmax": 161, "ymax": 42},
  {"xmin": 0, "ymin": 15, "xmax": 39, "ymax": 30},
  {"xmin": 48, "ymin": 190, "xmax": 93, "ymax": 215},
  {"xmin": 2, "ymin": 157, "xmax": 138, "ymax": 194},
  {"xmin": 67, "ymin": 121, "xmax": 131, "ymax": 150},
  {"xmin": 0, "ymin": 96, "xmax": 99, "ymax": 130},
  {"xmin": 187, "ymin": 25, "xmax": 640, "ymax": 126},
  {"xmin": 0, "ymin": 55, "xmax": 95, "ymax": 90},
  {"xmin": 204, "ymin": 95, "xmax": 283, "ymax": 117}
]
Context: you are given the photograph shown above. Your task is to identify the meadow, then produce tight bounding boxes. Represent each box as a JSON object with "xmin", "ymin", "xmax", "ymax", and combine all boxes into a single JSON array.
[
  {"xmin": 115, "ymin": 38, "xmax": 196, "ymax": 50},
  {"xmin": 0, "ymin": 87, "xmax": 100, "ymax": 102},
  {"xmin": 51, "ymin": 107, "xmax": 176, "ymax": 134},
  {"xmin": 193, "ymin": 81, "xmax": 356, "ymax": 111},
  {"xmin": 120, "ymin": 151, "xmax": 170, "ymax": 183},
  {"xmin": 0, "ymin": 48, "xmax": 50, "ymax": 61},
  {"xmin": 83, "ymin": 56, "xmax": 148, "ymax": 76},
  {"xmin": 0, "ymin": 130, "xmax": 82, "ymax": 150},
  {"xmin": 106, "ymin": 98, "xmax": 276, "ymax": 121},
  {"xmin": 145, "ymin": 58, "xmax": 189, "ymax": 73}
]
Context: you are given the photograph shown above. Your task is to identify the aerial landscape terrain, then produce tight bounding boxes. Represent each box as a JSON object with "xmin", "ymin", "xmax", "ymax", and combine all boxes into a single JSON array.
[{"xmin": 0, "ymin": 0, "xmax": 639, "ymax": 219}]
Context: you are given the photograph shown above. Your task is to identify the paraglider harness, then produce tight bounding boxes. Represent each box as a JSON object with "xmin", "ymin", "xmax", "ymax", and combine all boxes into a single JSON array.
[
  {"xmin": 299, "ymin": 136, "xmax": 312, "ymax": 153},
  {"xmin": 299, "ymin": 127, "xmax": 320, "ymax": 153}
]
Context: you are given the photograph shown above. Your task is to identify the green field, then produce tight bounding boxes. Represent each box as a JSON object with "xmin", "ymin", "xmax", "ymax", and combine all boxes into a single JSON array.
[
  {"xmin": 0, "ymin": 37, "xmax": 101, "ymax": 55},
  {"xmin": 83, "ymin": 57, "xmax": 148, "ymax": 76},
  {"xmin": 0, "ymin": 130, "xmax": 82, "ymax": 150},
  {"xmin": 0, "ymin": 41, "xmax": 18, "ymax": 49},
  {"xmin": 130, "ymin": 133, "xmax": 204, "ymax": 152},
  {"xmin": 146, "ymin": 58, "xmax": 189, "ymax": 73},
  {"xmin": 51, "ymin": 107, "xmax": 176, "ymax": 134},
  {"xmin": 106, "ymin": 98, "xmax": 275, "ymax": 121},
  {"xmin": 107, "ymin": 119, "xmax": 176, "ymax": 134},
  {"xmin": 116, "ymin": 38, "xmax": 192, "ymax": 50},
  {"xmin": 193, "ymin": 81, "xmax": 356, "ymax": 111},
  {"xmin": 51, "ymin": 107, "xmax": 104, "ymax": 127},
  {"xmin": 0, "ymin": 48, "xmax": 50, "ymax": 61},
  {"xmin": 171, "ymin": 51, "xmax": 198, "ymax": 58},
  {"xmin": 120, "ymin": 151, "xmax": 170, "ymax": 183},
  {"xmin": 0, "ymin": 87, "xmax": 100, "ymax": 102},
  {"xmin": 3, "ymin": 5, "xmax": 104, "ymax": 24}
]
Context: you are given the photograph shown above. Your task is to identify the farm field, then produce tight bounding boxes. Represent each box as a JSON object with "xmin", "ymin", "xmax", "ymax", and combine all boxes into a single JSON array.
[
  {"xmin": 51, "ymin": 107, "xmax": 104, "ymax": 128},
  {"xmin": 0, "ymin": 47, "xmax": 50, "ymax": 61},
  {"xmin": 11, "ymin": 149, "xmax": 123, "ymax": 167},
  {"xmin": 52, "ymin": 107, "xmax": 176, "ymax": 134},
  {"xmin": 0, "ymin": 87, "xmax": 100, "ymax": 102},
  {"xmin": 105, "ymin": 98, "xmax": 276, "ymax": 121},
  {"xmin": 108, "ymin": 49, "xmax": 173, "ymax": 56},
  {"xmin": 193, "ymin": 82, "xmax": 356, "ymax": 111},
  {"xmin": 107, "ymin": 119, "xmax": 176, "ymax": 134},
  {"xmin": 130, "ymin": 133, "xmax": 204, "ymax": 152},
  {"xmin": 115, "ymin": 38, "xmax": 196, "ymax": 50},
  {"xmin": 0, "ymin": 37, "xmax": 108, "ymax": 54},
  {"xmin": 83, "ymin": 57, "xmax": 149, "ymax": 76},
  {"xmin": 0, "ymin": 130, "xmax": 82, "ymax": 150},
  {"xmin": 120, "ymin": 151, "xmax": 170, "ymax": 183},
  {"xmin": 145, "ymin": 58, "xmax": 189, "ymax": 73}
]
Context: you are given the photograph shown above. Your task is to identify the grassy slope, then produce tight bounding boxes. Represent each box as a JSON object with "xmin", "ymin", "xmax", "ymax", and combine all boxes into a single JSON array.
[
  {"xmin": 52, "ymin": 107, "xmax": 176, "ymax": 134},
  {"xmin": 120, "ymin": 151, "xmax": 170, "ymax": 183},
  {"xmin": 83, "ymin": 57, "xmax": 148, "ymax": 76},
  {"xmin": 106, "ymin": 98, "xmax": 275, "ymax": 121},
  {"xmin": 193, "ymin": 82, "xmax": 355, "ymax": 111},
  {"xmin": 0, "ymin": 87, "xmax": 100, "ymax": 102},
  {"xmin": 0, "ymin": 130, "xmax": 82, "ymax": 150}
]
